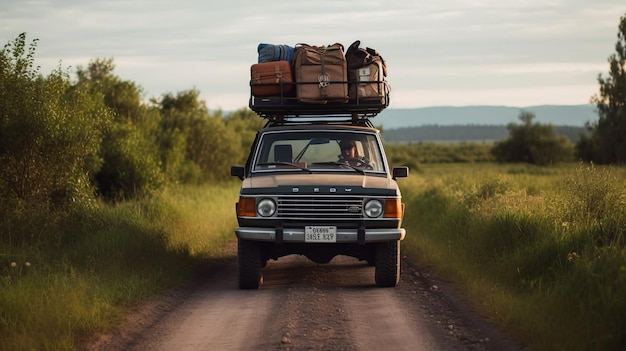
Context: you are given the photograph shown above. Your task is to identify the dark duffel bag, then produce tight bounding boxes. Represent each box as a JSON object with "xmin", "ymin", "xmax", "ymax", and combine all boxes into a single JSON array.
[{"xmin": 345, "ymin": 40, "xmax": 389, "ymax": 102}]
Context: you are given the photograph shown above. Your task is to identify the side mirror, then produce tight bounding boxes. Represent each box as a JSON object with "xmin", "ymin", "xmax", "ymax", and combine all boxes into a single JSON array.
[
  {"xmin": 231, "ymin": 166, "xmax": 245, "ymax": 180},
  {"xmin": 392, "ymin": 166, "xmax": 409, "ymax": 179}
]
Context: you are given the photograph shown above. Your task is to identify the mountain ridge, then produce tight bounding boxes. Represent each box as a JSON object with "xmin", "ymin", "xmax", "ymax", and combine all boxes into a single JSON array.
[{"xmin": 376, "ymin": 104, "xmax": 597, "ymax": 129}]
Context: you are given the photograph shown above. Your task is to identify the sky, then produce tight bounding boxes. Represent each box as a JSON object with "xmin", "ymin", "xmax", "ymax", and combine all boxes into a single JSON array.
[{"xmin": 1, "ymin": 1, "xmax": 624, "ymax": 111}]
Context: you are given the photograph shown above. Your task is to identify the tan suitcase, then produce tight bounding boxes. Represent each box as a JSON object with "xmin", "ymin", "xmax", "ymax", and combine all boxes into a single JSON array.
[
  {"xmin": 293, "ymin": 44, "xmax": 348, "ymax": 104},
  {"xmin": 250, "ymin": 61, "xmax": 294, "ymax": 97},
  {"xmin": 348, "ymin": 59, "xmax": 387, "ymax": 103}
]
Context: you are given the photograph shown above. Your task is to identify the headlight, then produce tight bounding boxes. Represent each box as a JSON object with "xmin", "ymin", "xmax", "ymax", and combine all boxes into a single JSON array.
[
  {"xmin": 257, "ymin": 198, "xmax": 276, "ymax": 217},
  {"xmin": 364, "ymin": 199, "xmax": 383, "ymax": 218}
]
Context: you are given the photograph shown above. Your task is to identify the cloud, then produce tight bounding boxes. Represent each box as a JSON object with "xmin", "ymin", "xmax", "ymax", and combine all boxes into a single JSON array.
[
  {"xmin": 1, "ymin": 0, "xmax": 623, "ymax": 111},
  {"xmin": 391, "ymin": 84, "xmax": 598, "ymax": 109}
]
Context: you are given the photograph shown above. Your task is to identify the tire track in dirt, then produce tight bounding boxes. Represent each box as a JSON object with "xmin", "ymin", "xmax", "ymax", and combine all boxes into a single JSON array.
[
  {"xmin": 128, "ymin": 263, "xmax": 273, "ymax": 351},
  {"xmin": 90, "ymin": 254, "xmax": 526, "ymax": 351}
]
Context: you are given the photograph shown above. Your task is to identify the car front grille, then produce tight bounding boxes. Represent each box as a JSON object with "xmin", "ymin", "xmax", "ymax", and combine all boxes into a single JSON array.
[{"xmin": 277, "ymin": 196, "xmax": 363, "ymax": 219}]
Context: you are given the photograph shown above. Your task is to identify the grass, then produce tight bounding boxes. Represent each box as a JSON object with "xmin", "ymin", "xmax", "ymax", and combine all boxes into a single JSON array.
[
  {"xmin": 0, "ymin": 182, "xmax": 240, "ymax": 351},
  {"xmin": 401, "ymin": 162, "xmax": 626, "ymax": 350},
  {"xmin": 385, "ymin": 141, "xmax": 495, "ymax": 167},
  {"xmin": 2, "ymin": 162, "xmax": 626, "ymax": 350}
]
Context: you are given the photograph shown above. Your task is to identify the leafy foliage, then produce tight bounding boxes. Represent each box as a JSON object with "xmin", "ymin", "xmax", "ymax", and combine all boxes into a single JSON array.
[
  {"xmin": 578, "ymin": 13, "xmax": 626, "ymax": 164},
  {"xmin": 491, "ymin": 111, "xmax": 574, "ymax": 165},
  {"xmin": 75, "ymin": 58, "xmax": 164, "ymax": 200},
  {"xmin": 95, "ymin": 122, "xmax": 164, "ymax": 200},
  {"xmin": 154, "ymin": 90, "xmax": 261, "ymax": 183},
  {"xmin": 0, "ymin": 33, "xmax": 108, "ymax": 209}
]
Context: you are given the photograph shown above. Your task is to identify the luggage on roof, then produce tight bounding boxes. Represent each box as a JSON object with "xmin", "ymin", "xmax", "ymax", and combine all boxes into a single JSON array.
[{"xmin": 249, "ymin": 40, "xmax": 390, "ymax": 119}]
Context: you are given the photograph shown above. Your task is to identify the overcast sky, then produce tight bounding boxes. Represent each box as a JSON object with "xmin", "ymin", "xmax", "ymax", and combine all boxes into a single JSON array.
[{"xmin": 1, "ymin": 1, "xmax": 624, "ymax": 111}]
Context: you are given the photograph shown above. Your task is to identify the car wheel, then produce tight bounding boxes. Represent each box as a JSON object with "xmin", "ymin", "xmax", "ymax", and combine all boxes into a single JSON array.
[
  {"xmin": 375, "ymin": 241, "xmax": 400, "ymax": 287},
  {"xmin": 238, "ymin": 239, "xmax": 263, "ymax": 289}
]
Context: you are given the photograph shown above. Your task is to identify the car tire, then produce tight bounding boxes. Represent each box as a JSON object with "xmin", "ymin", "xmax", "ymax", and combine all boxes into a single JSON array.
[
  {"xmin": 375, "ymin": 241, "xmax": 400, "ymax": 287},
  {"xmin": 238, "ymin": 239, "xmax": 263, "ymax": 289}
]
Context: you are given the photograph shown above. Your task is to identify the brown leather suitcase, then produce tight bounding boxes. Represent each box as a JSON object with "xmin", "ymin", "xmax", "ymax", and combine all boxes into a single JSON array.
[{"xmin": 250, "ymin": 61, "xmax": 294, "ymax": 97}]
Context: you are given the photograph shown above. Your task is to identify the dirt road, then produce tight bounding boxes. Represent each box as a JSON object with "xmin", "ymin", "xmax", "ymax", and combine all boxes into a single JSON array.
[{"xmin": 88, "ymin": 254, "xmax": 526, "ymax": 351}]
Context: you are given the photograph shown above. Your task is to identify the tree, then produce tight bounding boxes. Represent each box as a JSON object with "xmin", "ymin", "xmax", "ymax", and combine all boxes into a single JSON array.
[
  {"xmin": 578, "ymin": 13, "xmax": 626, "ymax": 164},
  {"xmin": 0, "ymin": 33, "xmax": 108, "ymax": 208},
  {"xmin": 153, "ymin": 90, "xmax": 248, "ymax": 182},
  {"xmin": 74, "ymin": 58, "xmax": 164, "ymax": 200},
  {"xmin": 491, "ymin": 111, "xmax": 573, "ymax": 165},
  {"xmin": 224, "ymin": 108, "xmax": 264, "ymax": 167},
  {"xmin": 76, "ymin": 58, "xmax": 159, "ymax": 131}
]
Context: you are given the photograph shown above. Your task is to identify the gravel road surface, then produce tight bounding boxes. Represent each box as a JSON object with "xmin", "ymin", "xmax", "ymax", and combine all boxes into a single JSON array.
[{"xmin": 86, "ymin": 252, "xmax": 527, "ymax": 351}]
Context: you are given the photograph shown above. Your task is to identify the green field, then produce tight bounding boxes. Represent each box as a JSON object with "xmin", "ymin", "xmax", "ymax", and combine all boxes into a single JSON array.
[
  {"xmin": 0, "ymin": 183, "xmax": 239, "ymax": 351},
  {"xmin": 1, "ymin": 163, "xmax": 625, "ymax": 350},
  {"xmin": 402, "ymin": 163, "xmax": 626, "ymax": 350}
]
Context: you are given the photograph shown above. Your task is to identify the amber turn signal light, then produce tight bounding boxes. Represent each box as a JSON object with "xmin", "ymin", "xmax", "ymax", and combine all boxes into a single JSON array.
[
  {"xmin": 384, "ymin": 198, "xmax": 404, "ymax": 218},
  {"xmin": 237, "ymin": 197, "xmax": 257, "ymax": 217}
]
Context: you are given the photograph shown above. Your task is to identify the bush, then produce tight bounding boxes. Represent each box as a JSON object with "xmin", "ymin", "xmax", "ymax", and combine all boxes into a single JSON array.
[
  {"xmin": 0, "ymin": 33, "xmax": 108, "ymax": 210},
  {"xmin": 492, "ymin": 111, "xmax": 574, "ymax": 165},
  {"xmin": 95, "ymin": 122, "xmax": 164, "ymax": 201},
  {"xmin": 156, "ymin": 93, "xmax": 258, "ymax": 183}
]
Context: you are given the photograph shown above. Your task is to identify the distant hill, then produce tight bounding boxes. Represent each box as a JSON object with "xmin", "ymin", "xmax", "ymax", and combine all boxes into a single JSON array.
[
  {"xmin": 381, "ymin": 125, "xmax": 588, "ymax": 144},
  {"xmin": 375, "ymin": 105, "xmax": 597, "ymax": 129}
]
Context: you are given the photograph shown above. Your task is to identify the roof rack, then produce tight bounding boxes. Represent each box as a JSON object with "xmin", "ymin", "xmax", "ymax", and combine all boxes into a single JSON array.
[
  {"xmin": 263, "ymin": 114, "xmax": 376, "ymax": 128},
  {"xmin": 249, "ymin": 80, "xmax": 389, "ymax": 121}
]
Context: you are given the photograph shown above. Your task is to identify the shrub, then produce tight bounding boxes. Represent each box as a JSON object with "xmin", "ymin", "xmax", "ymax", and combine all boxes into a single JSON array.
[
  {"xmin": 95, "ymin": 122, "xmax": 164, "ymax": 201},
  {"xmin": 0, "ymin": 33, "xmax": 108, "ymax": 210},
  {"xmin": 563, "ymin": 162, "xmax": 624, "ymax": 223},
  {"xmin": 492, "ymin": 111, "xmax": 574, "ymax": 165}
]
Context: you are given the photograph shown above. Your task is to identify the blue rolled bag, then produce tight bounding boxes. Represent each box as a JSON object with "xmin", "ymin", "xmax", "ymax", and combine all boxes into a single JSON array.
[{"xmin": 257, "ymin": 43, "xmax": 295, "ymax": 63}]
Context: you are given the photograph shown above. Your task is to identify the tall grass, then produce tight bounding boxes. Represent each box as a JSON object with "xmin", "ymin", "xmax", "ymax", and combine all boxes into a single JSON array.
[
  {"xmin": 401, "ymin": 163, "xmax": 626, "ymax": 350},
  {"xmin": 384, "ymin": 142, "xmax": 494, "ymax": 171},
  {"xmin": 0, "ymin": 183, "xmax": 239, "ymax": 351}
]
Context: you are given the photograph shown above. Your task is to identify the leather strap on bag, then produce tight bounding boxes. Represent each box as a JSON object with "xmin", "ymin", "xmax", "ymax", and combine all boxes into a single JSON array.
[
  {"xmin": 294, "ymin": 43, "xmax": 347, "ymax": 103},
  {"xmin": 319, "ymin": 49, "xmax": 329, "ymax": 97}
]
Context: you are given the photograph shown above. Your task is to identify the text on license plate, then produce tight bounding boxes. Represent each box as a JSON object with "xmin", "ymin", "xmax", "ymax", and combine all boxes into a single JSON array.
[{"xmin": 305, "ymin": 226, "xmax": 337, "ymax": 242}]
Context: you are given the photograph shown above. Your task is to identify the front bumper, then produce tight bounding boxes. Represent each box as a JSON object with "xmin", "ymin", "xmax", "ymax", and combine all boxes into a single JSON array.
[{"xmin": 235, "ymin": 227, "xmax": 405, "ymax": 243}]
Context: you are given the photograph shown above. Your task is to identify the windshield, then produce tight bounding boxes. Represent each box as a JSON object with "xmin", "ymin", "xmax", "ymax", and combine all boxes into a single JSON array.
[{"xmin": 252, "ymin": 130, "xmax": 386, "ymax": 173}]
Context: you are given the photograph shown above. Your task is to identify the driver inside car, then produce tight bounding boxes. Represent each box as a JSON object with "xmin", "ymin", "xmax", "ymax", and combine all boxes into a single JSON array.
[{"xmin": 338, "ymin": 139, "xmax": 371, "ymax": 168}]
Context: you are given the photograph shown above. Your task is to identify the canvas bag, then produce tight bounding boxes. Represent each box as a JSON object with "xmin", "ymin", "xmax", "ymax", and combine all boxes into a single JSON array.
[
  {"xmin": 345, "ymin": 40, "xmax": 389, "ymax": 102},
  {"xmin": 293, "ymin": 43, "xmax": 348, "ymax": 103}
]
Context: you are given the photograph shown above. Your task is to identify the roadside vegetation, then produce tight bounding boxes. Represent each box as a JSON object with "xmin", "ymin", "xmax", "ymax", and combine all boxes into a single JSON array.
[
  {"xmin": 0, "ymin": 183, "xmax": 239, "ymax": 350},
  {"xmin": 1, "ymin": 12, "xmax": 625, "ymax": 351},
  {"xmin": 401, "ymin": 163, "xmax": 626, "ymax": 350},
  {"xmin": 0, "ymin": 34, "xmax": 253, "ymax": 350}
]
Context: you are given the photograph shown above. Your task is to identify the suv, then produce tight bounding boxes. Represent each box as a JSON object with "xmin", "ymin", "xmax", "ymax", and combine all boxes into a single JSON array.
[{"xmin": 231, "ymin": 95, "xmax": 408, "ymax": 289}]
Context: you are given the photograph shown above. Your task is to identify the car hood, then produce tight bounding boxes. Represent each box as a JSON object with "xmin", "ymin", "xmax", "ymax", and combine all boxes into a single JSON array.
[{"xmin": 240, "ymin": 173, "xmax": 399, "ymax": 196}]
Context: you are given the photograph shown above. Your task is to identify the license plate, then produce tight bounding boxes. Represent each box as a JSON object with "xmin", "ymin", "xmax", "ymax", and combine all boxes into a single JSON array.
[{"xmin": 305, "ymin": 226, "xmax": 337, "ymax": 242}]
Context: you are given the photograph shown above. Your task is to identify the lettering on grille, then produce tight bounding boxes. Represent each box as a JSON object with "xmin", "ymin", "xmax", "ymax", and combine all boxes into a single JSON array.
[{"xmin": 277, "ymin": 196, "xmax": 364, "ymax": 219}]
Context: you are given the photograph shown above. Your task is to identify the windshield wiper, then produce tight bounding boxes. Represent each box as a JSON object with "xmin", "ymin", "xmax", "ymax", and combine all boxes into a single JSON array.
[
  {"xmin": 257, "ymin": 162, "xmax": 312, "ymax": 173},
  {"xmin": 311, "ymin": 162, "xmax": 366, "ymax": 174}
]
